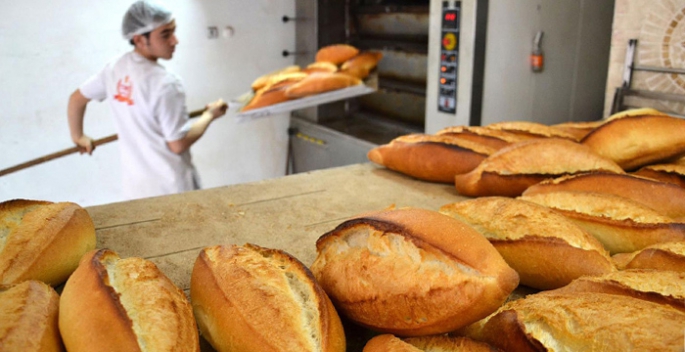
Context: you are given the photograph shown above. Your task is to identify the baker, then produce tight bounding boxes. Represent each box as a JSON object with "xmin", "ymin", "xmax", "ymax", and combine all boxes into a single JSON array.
[{"xmin": 67, "ymin": 0, "xmax": 227, "ymax": 200}]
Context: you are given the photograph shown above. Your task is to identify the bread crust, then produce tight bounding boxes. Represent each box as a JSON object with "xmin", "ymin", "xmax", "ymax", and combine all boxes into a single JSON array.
[
  {"xmin": 523, "ymin": 171, "xmax": 685, "ymax": 221},
  {"xmin": 284, "ymin": 72, "xmax": 362, "ymax": 98},
  {"xmin": 486, "ymin": 121, "xmax": 579, "ymax": 141},
  {"xmin": 367, "ymin": 134, "xmax": 495, "ymax": 183},
  {"xmin": 520, "ymin": 191, "xmax": 685, "ymax": 254},
  {"xmin": 0, "ymin": 280, "xmax": 63, "ymax": 352},
  {"xmin": 0, "ymin": 199, "xmax": 96, "ymax": 286},
  {"xmin": 470, "ymin": 292, "xmax": 685, "ymax": 351},
  {"xmin": 633, "ymin": 163, "xmax": 685, "ymax": 188},
  {"xmin": 551, "ymin": 120, "xmax": 603, "ymax": 140},
  {"xmin": 242, "ymin": 85, "xmax": 292, "ymax": 112},
  {"xmin": 59, "ymin": 249, "xmax": 199, "ymax": 352},
  {"xmin": 340, "ymin": 51, "xmax": 383, "ymax": 79},
  {"xmin": 363, "ymin": 334, "xmax": 500, "ymax": 352},
  {"xmin": 581, "ymin": 115, "xmax": 685, "ymax": 170},
  {"xmin": 453, "ymin": 139, "xmax": 624, "ymax": 197},
  {"xmin": 440, "ymin": 197, "xmax": 614, "ymax": 290},
  {"xmin": 315, "ymin": 44, "xmax": 360, "ymax": 65},
  {"xmin": 436, "ymin": 126, "xmax": 528, "ymax": 150},
  {"xmin": 251, "ymin": 65, "xmax": 301, "ymax": 91},
  {"xmin": 190, "ymin": 244, "xmax": 345, "ymax": 352},
  {"xmin": 311, "ymin": 208, "xmax": 519, "ymax": 336},
  {"xmin": 612, "ymin": 241, "xmax": 685, "ymax": 272}
]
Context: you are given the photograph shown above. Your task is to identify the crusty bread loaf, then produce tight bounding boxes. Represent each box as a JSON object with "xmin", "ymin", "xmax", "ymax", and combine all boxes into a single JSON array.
[
  {"xmin": 550, "ymin": 269, "xmax": 685, "ymax": 313},
  {"xmin": 633, "ymin": 163, "xmax": 685, "ymax": 188},
  {"xmin": 520, "ymin": 191, "xmax": 685, "ymax": 254},
  {"xmin": 311, "ymin": 208, "xmax": 519, "ymax": 336},
  {"xmin": 367, "ymin": 134, "xmax": 497, "ymax": 183},
  {"xmin": 303, "ymin": 61, "xmax": 339, "ymax": 74},
  {"xmin": 315, "ymin": 44, "xmax": 360, "ymax": 65},
  {"xmin": 485, "ymin": 121, "xmax": 579, "ymax": 141},
  {"xmin": 284, "ymin": 72, "xmax": 362, "ymax": 98},
  {"xmin": 581, "ymin": 115, "xmax": 685, "ymax": 170},
  {"xmin": 462, "ymin": 292, "xmax": 685, "ymax": 351},
  {"xmin": 59, "ymin": 249, "xmax": 199, "ymax": 352},
  {"xmin": 241, "ymin": 85, "xmax": 292, "ymax": 112},
  {"xmin": 340, "ymin": 51, "xmax": 383, "ymax": 79},
  {"xmin": 551, "ymin": 120, "xmax": 603, "ymax": 140},
  {"xmin": 453, "ymin": 138, "xmax": 624, "ymax": 197},
  {"xmin": 613, "ymin": 241, "xmax": 685, "ymax": 272},
  {"xmin": 251, "ymin": 65, "xmax": 301, "ymax": 91},
  {"xmin": 523, "ymin": 171, "xmax": 685, "ymax": 221},
  {"xmin": 363, "ymin": 334, "xmax": 500, "ymax": 352},
  {"xmin": 605, "ymin": 107, "xmax": 665, "ymax": 121},
  {"xmin": 0, "ymin": 280, "xmax": 63, "ymax": 351},
  {"xmin": 436, "ymin": 126, "xmax": 529, "ymax": 150},
  {"xmin": 190, "ymin": 243, "xmax": 345, "ymax": 352},
  {"xmin": 0, "ymin": 199, "xmax": 96, "ymax": 286},
  {"xmin": 440, "ymin": 197, "xmax": 614, "ymax": 290}
]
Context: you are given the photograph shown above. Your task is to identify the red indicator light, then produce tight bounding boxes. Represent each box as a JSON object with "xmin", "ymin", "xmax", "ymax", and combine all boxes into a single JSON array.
[
  {"xmin": 445, "ymin": 13, "xmax": 456, "ymax": 21},
  {"xmin": 441, "ymin": 66, "xmax": 446, "ymax": 72},
  {"xmin": 440, "ymin": 78, "xmax": 446, "ymax": 84}
]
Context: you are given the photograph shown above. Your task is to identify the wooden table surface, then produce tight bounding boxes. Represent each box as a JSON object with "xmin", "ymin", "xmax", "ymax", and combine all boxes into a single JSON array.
[{"xmin": 85, "ymin": 163, "xmax": 468, "ymax": 351}]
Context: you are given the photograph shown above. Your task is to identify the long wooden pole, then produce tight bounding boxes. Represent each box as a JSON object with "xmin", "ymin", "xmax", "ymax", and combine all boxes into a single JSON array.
[{"xmin": 0, "ymin": 108, "xmax": 207, "ymax": 178}]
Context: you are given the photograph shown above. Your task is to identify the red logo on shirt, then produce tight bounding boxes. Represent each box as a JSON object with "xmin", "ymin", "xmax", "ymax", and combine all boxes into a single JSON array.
[{"xmin": 114, "ymin": 76, "xmax": 134, "ymax": 105}]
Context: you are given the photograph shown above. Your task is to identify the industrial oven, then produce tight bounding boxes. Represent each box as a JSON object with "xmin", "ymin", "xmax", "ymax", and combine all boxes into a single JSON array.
[{"xmin": 287, "ymin": 0, "xmax": 615, "ymax": 173}]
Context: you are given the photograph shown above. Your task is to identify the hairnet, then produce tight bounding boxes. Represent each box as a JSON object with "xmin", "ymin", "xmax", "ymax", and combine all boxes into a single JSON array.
[{"xmin": 122, "ymin": 1, "xmax": 173, "ymax": 40}]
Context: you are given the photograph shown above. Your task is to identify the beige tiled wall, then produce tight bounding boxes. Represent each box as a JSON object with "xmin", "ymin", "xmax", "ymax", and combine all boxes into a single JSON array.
[{"xmin": 605, "ymin": 0, "xmax": 685, "ymax": 116}]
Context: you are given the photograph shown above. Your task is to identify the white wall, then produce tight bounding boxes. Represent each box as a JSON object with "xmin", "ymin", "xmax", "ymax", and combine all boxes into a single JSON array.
[{"xmin": 0, "ymin": 0, "xmax": 296, "ymax": 206}]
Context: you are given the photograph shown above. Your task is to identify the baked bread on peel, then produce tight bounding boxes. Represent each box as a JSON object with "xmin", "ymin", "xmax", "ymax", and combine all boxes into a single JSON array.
[
  {"xmin": 190, "ymin": 243, "xmax": 345, "ymax": 352},
  {"xmin": 0, "ymin": 199, "xmax": 96, "ymax": 286},
  {"xmin": 440, "ymin": 197, "xmax": 614, "ymax": 290},
  {"xmin": 311, "ymin": 208, "xmax": 519, "ymax": 336},
  {"xmin": 315, "ymin": 44, "xmax": 360, "ymax": 65},
  {"xmin": 59, "ymin": 249, "xmax": 199, "ymax": 352},
  {"xmin": 0, "ymin": 280, "xmax": 63, "ymax": 351}
]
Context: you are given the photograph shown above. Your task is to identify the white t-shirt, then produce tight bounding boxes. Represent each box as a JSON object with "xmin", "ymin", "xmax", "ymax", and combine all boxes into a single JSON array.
[{"xmin": 80, "ymin": 51, "xmax": 199, "ymax": 200}]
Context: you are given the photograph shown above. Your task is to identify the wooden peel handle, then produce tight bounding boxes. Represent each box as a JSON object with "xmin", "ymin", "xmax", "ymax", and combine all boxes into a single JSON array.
[{"xmin": 0, "ymin": 108, "xmax": 207, "ymax": 178}]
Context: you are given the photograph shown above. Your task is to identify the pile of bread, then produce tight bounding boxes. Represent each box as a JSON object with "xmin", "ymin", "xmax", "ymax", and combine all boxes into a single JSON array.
[{"xmin": 241, "ymin": 44, "xmax": 382, "ymax": 112}]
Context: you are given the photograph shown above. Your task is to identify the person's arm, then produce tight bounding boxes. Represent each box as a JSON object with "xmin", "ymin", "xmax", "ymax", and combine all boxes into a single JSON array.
[
  {"xmin": 167, "ymin": 99, "xmax": 227, "ymax": 154},
  {"xmin": 67, "ymin": 89, "xmax": 95, "ymax": 155}
]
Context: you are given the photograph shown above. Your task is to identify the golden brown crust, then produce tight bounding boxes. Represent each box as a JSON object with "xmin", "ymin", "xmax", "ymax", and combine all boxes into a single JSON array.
[
  {"xmin": 315, "ymin": 44, "xmax": 360, "ymax": 65},
  {"xmin": 436, "ymin": 126, "xmax": 527, "ymax": 150},
  {"xmin": 284, "ymin": 72, "xmax": 362, "ymax": 98},
  {"xmin": 0, "ymin": 280, "xmax": 63, "ymax": 352},
  {"xmin": 581, "ymin": 115, "xmax": 685, "ymax": 170},
  {"xmin": 340, "ymin": 51, "xmax": 383, "ymax": 79},
  {"xmin": 551, "ymin": 120, "xmax": 603, "ymax": 140},
  {"xmin": 520, "ymin": 191, "xmax": 685, "ymax": 254},
  {"xmin": 311, "ymin": 208, "xmax": 519, "ymax": 336},
  {"xmin": 440, "ymin": 197, "xmax": 614, "ymax": 290},
  {"xmin": 550, "ymin": 269, "xmax": 685, "ymax": 313},
  {"xmin": 59, "ymin": 249, "xmax": 199, "ymax": 352},
  {"xmin": 367, "ymin": 134, "xmax": 495, "ymax": 183},
  {"xmin": 303, "ymin": 61, "xmax": 339, "ymax": 74},
  {"xmin": 523, "ymin": 171, "xmax": 685, "ymax": 221},
  {"xmin": 251, "ymin": 65, "xmax": 301, "ymax": 91},
  {"xmin": 453, "ymin": 139, "xmax": 624, "ymax": 197},
  {"xmin": 486, "ymin": 121, "xmax": 579, "ymax": 140},
  {"xmin": 190, "ymin": 244, "xmax": 345, "ymax": 352},
  {"xmin": 363, "ymin": 335, "xmax": 422, "ymax": 352},
  {"xmin": 471, "ymin": 292, "xmax": 685, "ymax": 351},
  {"xmin": 0, "ymin": 199, "xmax": 96, "ymax": 286},
  {"xmin": 241, "ymin": 85, "xmax": 292, "ymax": 112},
  {"xmin": 364, "ymin": 334, "xmax": 500, "ymax": 352},
  {"xmin": 613, "ymin": 241, "xmax": 685, "ymax": 272},
  {"xmin": 632, "ymin": 163, "xmax": 685, "ymax": 188}
]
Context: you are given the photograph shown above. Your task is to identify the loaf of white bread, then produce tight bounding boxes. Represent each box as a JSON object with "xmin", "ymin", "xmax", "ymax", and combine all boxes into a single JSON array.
[
  {"xmin": 363, "ymin": 334, "xmax": 500, "ymax": 352},
  {"xmin": 311, "ymin": 207, "xmax": 519, "ymax": 336},
  {"xmin": 0, "ymin": 280, "xmax": 63, "ymax": 351},
  {"xmin": 59, "ymin": 249, "xmax": 199, "ymax": 351},
  {"xmin": 612, "ymin": 241, "xmax": 685, "ymax": 272},
  {"xmin": 0, "ymin": 199, "xmax": 96, "ymax": 286},
  {"xmin": 440, "ymin": 197, "xmax": 615, "ymax": 290},
  {"xmin": 633, "ymin": 163, "xmax": 685, "ymax": 188},
  {"xmin": 190, "ymin": 243, "xmax": 345, "ymax": 352}
]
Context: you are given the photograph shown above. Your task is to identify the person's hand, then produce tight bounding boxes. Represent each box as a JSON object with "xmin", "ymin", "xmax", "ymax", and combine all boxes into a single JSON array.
[
  {"xmin": 206, "ymin": 99, "xmax": 228, "ymax": 120},
  {"xmin": 73, "ymin": 135, "xmax": 95, "ymax": 155}
]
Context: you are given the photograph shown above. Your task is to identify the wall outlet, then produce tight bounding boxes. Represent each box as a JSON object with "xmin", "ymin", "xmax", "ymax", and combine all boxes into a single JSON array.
[{"xmin": 207, "ymin": 26, "xmax": 219, "ymax": 39}]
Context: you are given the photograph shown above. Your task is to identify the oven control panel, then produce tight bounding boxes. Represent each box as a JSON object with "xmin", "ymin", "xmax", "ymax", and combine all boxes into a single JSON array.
[{"xmin": 437, "ymin": 1, "xmax": 461, "ymax": 114}]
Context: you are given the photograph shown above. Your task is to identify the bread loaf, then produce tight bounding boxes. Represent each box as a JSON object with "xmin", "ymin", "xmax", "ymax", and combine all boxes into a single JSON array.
[
  {"xmin": 315, "ymin": 44, "xmax": 360, "ymax": 65},
  {"xmin": 311, "ymin": 208, "xmax": 519, "ymax": 336},
  {"xmin": 440, "ymin": 197, "xmax": 614, "ymax": 290},
  {"xmin": 613, "ymin": 241, "xmax": 685, "ymax": 272},
  {"xmin": 581, "ymin": 114, "xmax": 685, "ymax": 170},
  {"xmin": 485, "ymin": 121, "xmax": 579, "ymax": 140},
  {"xmin": 284, "ymin": 72, "xmax": 362, "ymax": 98},
  {"xmin": 633, "ymin": 163, "xmax": 685, "ymax": 188},
  {"xmin": 605, "ymin": 107, "xmax": 666, "ymax": 121},
  {"xmin": 340, "ymin": 51, "xmax": 383, "ymax": 79},
  {"xmin": 190, "ymin": 244, "xmax": 345, "ymax": 352},
  {"xmin": 363, "ymin": 334, "xmax": 500, "ymax": 352},
  {"xmin": 520, "ymin": 191, "xmax": 685, "ymax": 254},
  {"xmin": 241, "ymin": 85, "xmax": 292, "ymax": 112},
  {"xmin": 436, "ymin": 126, "xmax": 529, "ymax": 150},
  {"xmin": 462, "ymin": 292, "xmax": 685, "ymax": 351},
  {"xmin": 0, "ymin": 280, "xmax": 63, "ymax": 351},
  {"xmin": 453, "ymin": 138, "xmax": 624, "ymax": 197},
  {"xmin": 0, "ymin": 199, "xmax": 96, "ymax": 286},
  {"xmin": 367, "ymin": 134, "xmax": 497, "ymax": 183},
  {"xmin": 303, "ymin": 61, "xmax": 338, "ymax": 74},
  {"xmin": 551, "ymin": 120, "xmax": 603, "ymax": 140},
  {"xmin": 251, "ymin": 65, "xmax": 301, "ymax": 92},
  {"xmin": 523, "ymin": 171, "xmax": 685, "ymax": 221},
  {"xmin": 59, "ymin": 249, "xmax": 199, "ymax": 352},
  {"xmin": 550, "ymin": 269, "xmax": 685, "ymax": 313}
]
